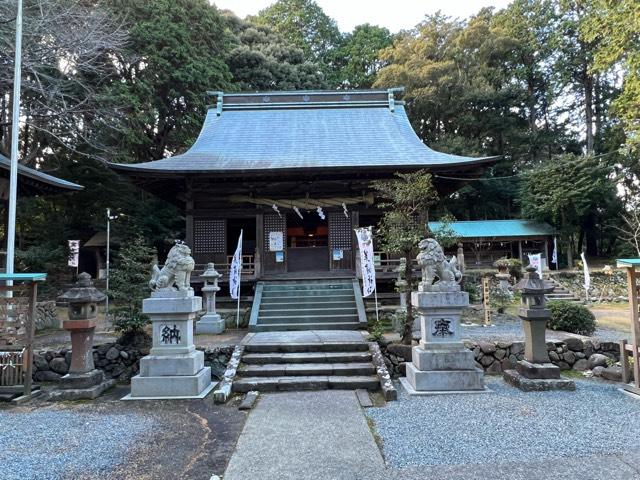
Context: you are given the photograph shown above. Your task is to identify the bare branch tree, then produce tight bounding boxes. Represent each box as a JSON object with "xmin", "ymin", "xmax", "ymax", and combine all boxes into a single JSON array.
[
  {"xmin": 0, "ymin": 0, "xmax": 128, "ymax": 165},
  {"xmin": 612, "ymin": 207, "xmax": 640, "ymax": 256}
]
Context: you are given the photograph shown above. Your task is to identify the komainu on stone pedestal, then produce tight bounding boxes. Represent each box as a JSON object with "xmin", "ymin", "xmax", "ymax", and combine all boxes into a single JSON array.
[
  {"xmin": 124, "ymin": 242, "xmax": 214, "ymax": 400},
  {"xmin": 401, "ymin": 238, "xmax": 486, "ymax": 395}
]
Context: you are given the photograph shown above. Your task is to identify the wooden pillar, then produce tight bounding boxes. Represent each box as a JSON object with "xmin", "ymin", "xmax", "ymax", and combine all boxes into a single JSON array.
[
  {"xmin": 518, "ymin": 240, "xmax": 523, "ymax": 263},
  {"xmin": 255, "ymin": 213, "xmax": 263, "ymax": 278},
  {"xmin": 544, "ymin": 238, "xmax": 549, "ymax": 271},
  {"xmin": 626, "ymin": 267, "xmax": 640, "ymax": 391}
]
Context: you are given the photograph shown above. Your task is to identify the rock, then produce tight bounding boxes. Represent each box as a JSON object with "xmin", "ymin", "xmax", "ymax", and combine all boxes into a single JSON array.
[
  {"xmin": 387, "ymin": 343, "xmax": 412, "ymax": 361},
  {"xmin": 398, "ymin": 363, "xmax": 406, "ymax": 376},
  {"xmin": 592, "ymin": 366, "xmax": 605, "ymax": 377},
  {"xmin": 34, "ymin": 370, "xmax": 61, "ymax": 382},
  {"xmin": 33, "ymin": 354, "xmax": 49, "ymax": 371},
  {"xmin": 600, "ymin": 342, "xmax": 619, "ymax": 353},
  {"xmin": 588, "ymin": 353, "xmax": 609, "ymax": 369},
  {"xmin": 501, "ymin": 358, "xmax": 515, "ymax": 370},
  {"xmin": 575, "ymin": 352, "xmax": 586, "ymax": 360},
  {"xmin": 487, "ymin": 361, "xmax": 502, "ymax": 374},
  {"xmin": 44, "ymin": 351, "xmax": 54, "ymax": 362},
  {"xmin": 65, "ymin": 350, "xmax": 72, "ymax": 366},
  {"xmin": 496, "ymin": 341, "xmax": 512, "ymax": 349},
  {"xmin": 564, "ymin": 337, "xmax": 584, "ymax": 351},
  {"xmin": 546, "ymin": 342, "xmax": 556, "ymax": 351},
  {"xmin": 111, "ymin": 365, "xmax": 126, "ymax": 377},
  {"xmin": 106, "ymin": 347, "xmax": 120, "ymax": 361},
  {"xmin": 600, "ymin": 365, "xmax": 623, "ymax": 382},
  {"xmin": 494, "ymin": 349, "xmax": 507, "ymax": 360},
  {"xmin": 557, "ymin": 361, "xmax": 571, "ymax": 371},
  {"xmin": 563, "ymin": 351, "xmax": 576, "ymax": 364},
  {"xmin": 119, "ymin": 350, "xmax": 129, "ymax": 360},
  {"xmin": 480, "ymin": 355, "xmax": 495, "ymax": 367},
  {"xmin": 510, "ymin": 343, "xmax": 524, "ymax": 355},
  {"xmin": 479, "ymin": 341, "xmax": 496, "ymax": 354},
  {"xmin": 583, "ymin": 340, "xmax": 595, "ymax": 358},
  {"xmin": 49, "ymin": 357, "xmax": 69, "ymax": 375},
  {"xmin": 97, "ymin": 344, "xmax": 111, "ymax": 355},
  {"xmin": 573, "ymin": 359, "xmax": 589, "ymax": 371},
  {"xmin": 473, "ymin": 347, "xmax": 480, "ymax": 357},
  {"xmin": 549, "ymin": 351, "xmax": 560, "ymax": 362},
  {"xmin": 474, "ymin": 361, "xmax": 483, "ymax": 370},
  {"xmin": 508, "ymin": 354, "xmax": 518, "ymax": 364}
]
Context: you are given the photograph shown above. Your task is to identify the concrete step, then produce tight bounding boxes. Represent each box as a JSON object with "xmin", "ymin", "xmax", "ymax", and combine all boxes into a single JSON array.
[
  {"xmin": 258, "ymin": 311, "xmax": 358, "ymax": 325},
  {"xmin": 263, "ymin": 284, "xmax": 353, "ymax": 292},
  {"xmin": 232, "ymin": 375, "xmax": 380, "ymax": 393},
  {"xmin": 244, "ymin": 342, "xmax": 370, "ymax": 353},
  {"xmin": 260, "ymin": 290, "xmax": 355, "ymax": 298},
  {"xmin": 260, "ymin": 301, "xmax": 357, "ymax": 311},
  {"xmin": 237, "ymin": 362, "xmax": 376, "ymax": 377},
  {"xmin": 241, "ymin": 351, "xmax": 373, "ymax": 364},
  {"xmin": 259, "ymin": 307, "xmax": 358, "ymax": 317},
  {"xmin": 251, "ymin": 322, "xmax": 362, "ymax": 332}
]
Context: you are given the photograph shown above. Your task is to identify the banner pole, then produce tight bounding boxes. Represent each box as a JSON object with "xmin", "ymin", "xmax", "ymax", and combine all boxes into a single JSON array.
[{"xmin": 373, "ymin": 285, "xmax": 380, "ymax": 324}]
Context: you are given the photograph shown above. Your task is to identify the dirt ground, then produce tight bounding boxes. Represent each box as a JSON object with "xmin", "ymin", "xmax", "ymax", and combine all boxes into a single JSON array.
[{"xmin": 0, "ymin": 385, "xmax": 247, "ymax": 480}]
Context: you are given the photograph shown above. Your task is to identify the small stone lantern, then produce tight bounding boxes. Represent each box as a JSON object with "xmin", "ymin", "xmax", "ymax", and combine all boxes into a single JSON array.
[
  {"xmin": 195, "ymin": 263, "xmax": 224, "ymax": 334},
  {"xmin": 503, "ymin": 266, "xmax": 575, "ymax": 391},
  {"xmin": 51, "ymin": 272, "xmax": 114, "ymax": 400}
]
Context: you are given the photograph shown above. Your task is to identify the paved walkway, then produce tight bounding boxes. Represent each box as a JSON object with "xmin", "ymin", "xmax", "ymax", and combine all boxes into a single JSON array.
[
  {"xmin": 224, "ymin": 381, "xmax": 640, "ymax": 480},
  {"xmin": 223, "ymin": 390, "xmax": 385, "ymax": 480}
]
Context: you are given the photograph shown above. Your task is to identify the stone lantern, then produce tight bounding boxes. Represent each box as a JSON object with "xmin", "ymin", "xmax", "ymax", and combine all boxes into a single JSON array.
[
  {"xmin": 503, "ymin": 266, "xmax": 575, "ymax": 391},
  {"xmin": 50, "ymin": 272, "xmax": 114, "ymax": 400},
  {"xmin": 195, "ymin": 263, "xmax": 224, "ymax": 334}
]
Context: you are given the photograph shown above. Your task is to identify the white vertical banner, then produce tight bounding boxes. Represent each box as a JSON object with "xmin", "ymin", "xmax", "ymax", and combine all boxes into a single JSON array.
[
  {"xmin": 68, "ymin": 240, "xmax": 80, "ymax": 268},
  {"xmin": 230, "ymin": 230, "xmax": 243, "ymax": 300},
  {"xmin": 581, "ymin": 251, "xmax": 591, "ymax": 302},
  {"xmin": 527, "ymin": 253, "xmax": 542, "ymax": 278},
  {"xmin": 551, "ymin": 237, "xmax": 558, "ymax": 267},
  {"xmin": 355, "ymin": 227, "xmax": 376, "ymax": 297},
  {"xmin": 230, "ymin": 230, "xmax": 243, "ymax": 328}
]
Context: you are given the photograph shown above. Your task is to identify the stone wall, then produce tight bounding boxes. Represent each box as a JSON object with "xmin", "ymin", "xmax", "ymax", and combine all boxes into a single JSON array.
[
  {"xmin": 550, "ymin": 271, "xmax": 627, "ymax": 302},
  {"xmin": 381, "ymin": 338, "xmax": 622, "ymax": 379},
  {"xmin": 35, "ymin": 301, "xmax": 58, "ymax": 331},
  {"xmin": 33, "ymin": 343, "xmax": 234, "ymax": 384}
]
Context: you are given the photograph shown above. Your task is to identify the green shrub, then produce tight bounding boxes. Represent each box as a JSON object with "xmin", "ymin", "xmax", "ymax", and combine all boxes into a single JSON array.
[
  {"xmin": 464, "ymin": 282, "xmax": 479, "ymax": 303},
  {"xmin": 547, "ymin": 301, "xmax": 596, "ymax": 336},
  {"xmin": 109, "ymin": 236, "xmax": 155, "ymax": 341},
  {"xmin": 490, "ymin": 287, "xmax": 513, "ymax": 314},
  {"xmin": 506, "ymin": 258, "xmax": 523, "ymax": 280}
]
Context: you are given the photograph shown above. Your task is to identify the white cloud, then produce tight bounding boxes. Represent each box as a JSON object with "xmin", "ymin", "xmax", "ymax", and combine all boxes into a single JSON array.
[{"xmin": 212, "ymin": 0, "xmax": 513, "ymax": 33}]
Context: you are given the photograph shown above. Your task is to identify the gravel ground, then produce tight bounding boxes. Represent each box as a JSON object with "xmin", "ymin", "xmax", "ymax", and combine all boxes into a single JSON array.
[
  {"xmin": 367, "ymin": 378, "xmax": 640, "ymax": 469},
  {"xmin": 0, "ymin": 407, "xmax": 156, "ymax": 480}
]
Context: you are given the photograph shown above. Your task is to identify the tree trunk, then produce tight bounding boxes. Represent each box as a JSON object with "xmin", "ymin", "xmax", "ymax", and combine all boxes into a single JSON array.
[
  {"xmin": 584, "ymin": 69, "xmax": 594, "ymax": 155},
  {"xmin": 566, "ymin": 238, "xmax": 573, "ymax": 269}
]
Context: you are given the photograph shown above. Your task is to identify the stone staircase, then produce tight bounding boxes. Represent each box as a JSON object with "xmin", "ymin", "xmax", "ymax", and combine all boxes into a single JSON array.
[
  {"xmin": 545, "ymin": 277, "xmax": 580, "ymax": 302},
  {"xmin": 232, "ymin": 331, "xmax": 380, "ymax": 393},
  {"xmin": 248, "ymin": 279, "xmax": 367, "ymax": 332}
]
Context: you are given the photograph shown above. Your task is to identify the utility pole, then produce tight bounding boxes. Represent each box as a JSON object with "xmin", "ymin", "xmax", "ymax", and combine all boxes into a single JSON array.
[{"xmin": 6, "ymin": 0, "xmax": 23, "ymax": 276}]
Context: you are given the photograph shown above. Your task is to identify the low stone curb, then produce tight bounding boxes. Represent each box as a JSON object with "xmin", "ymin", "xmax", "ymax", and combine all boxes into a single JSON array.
[
  {"xmin": 213, "ymin": 345, "xmax": 244, "ymax": 404},
  {"xmin": 369, "ymin": 342, "xmax": 397, "ymax": 401}
]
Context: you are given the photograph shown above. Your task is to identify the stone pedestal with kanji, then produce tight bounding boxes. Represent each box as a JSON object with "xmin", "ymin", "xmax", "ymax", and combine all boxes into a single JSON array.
[
  {"xmin": 126, "ymin": 289, "xmax": 214, "ymax": 399},
  {"xmin": 503, "ymin": 267, "xmax": 575, "ymax": 391},
  {"xmin": 400, "ymin": 238, "xmax": 485, "ymax": 394}
]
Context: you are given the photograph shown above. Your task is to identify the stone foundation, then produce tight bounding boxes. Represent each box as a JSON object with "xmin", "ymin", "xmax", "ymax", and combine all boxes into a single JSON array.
[
  {"xmin": 381, "ymin": 338, "xmax": 621, "ymax": 378},
  {"xmin": 33, "ymin": 343, "xmax": 234, "ymax": 384}
]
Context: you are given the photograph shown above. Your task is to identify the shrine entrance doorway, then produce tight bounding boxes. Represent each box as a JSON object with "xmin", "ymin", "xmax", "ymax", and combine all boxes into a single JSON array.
[{"xmin": 286, "ymin": 212, "xmax": 329, "ymax": 272}]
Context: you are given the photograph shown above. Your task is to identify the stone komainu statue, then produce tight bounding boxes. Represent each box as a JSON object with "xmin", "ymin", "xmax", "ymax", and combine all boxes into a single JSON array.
[
  {"xmin": 416, "ymin": 238, "xmax": 462, "ymax": 290},
  {"xmin": 149, "ymin": 242, "xmax": 195, "ymax": 292}
]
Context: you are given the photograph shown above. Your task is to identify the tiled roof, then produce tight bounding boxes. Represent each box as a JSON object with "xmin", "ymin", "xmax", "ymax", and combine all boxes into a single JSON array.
[
  {"xmin": 428, "ymin": 219, "xmax": 555, "ymax": 239},
  {"xmin": 0, "ymin": 154, "xmax": 83, "ymax": 194},
  {"xmin": 110, "ymin": 89, "xmax": 497, "ymax": 175}
]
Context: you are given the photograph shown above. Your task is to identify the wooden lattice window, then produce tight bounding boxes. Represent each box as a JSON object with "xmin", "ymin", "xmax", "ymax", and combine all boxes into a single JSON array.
[
  {"xmin": 194, "ymin": 219, "xmax": 225, "ymax": 254},
  {"xmin": 263, "ymin": 213, "xmax": 286, "ymax": 249},
  {"xmin": 329, "ymin": 212, "xmax": 352, "ymax": 250}
]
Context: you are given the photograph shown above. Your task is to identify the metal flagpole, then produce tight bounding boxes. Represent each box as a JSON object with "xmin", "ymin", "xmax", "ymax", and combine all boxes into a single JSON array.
[
  {"xmin": 369, "ymin": 227, "xmax": 379, "ymax": 324},
  {"xmin": 6, "ymin": 0, "xmax": 23, "ymax": 277},
  {"xmin": 105, "ymin": 208, "xmax": 111, "ymax": 327}
]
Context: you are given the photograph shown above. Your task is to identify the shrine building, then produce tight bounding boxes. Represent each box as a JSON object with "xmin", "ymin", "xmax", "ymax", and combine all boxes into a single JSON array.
[{"xmin": 110, "ymin": 89, "xmax": 496, "ymax": 330}]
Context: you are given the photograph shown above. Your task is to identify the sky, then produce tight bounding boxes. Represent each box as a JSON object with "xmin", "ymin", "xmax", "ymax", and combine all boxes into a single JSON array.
[{"xmin": 212, "ymin": 0, "xmax": 513, "ymax": 32}]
